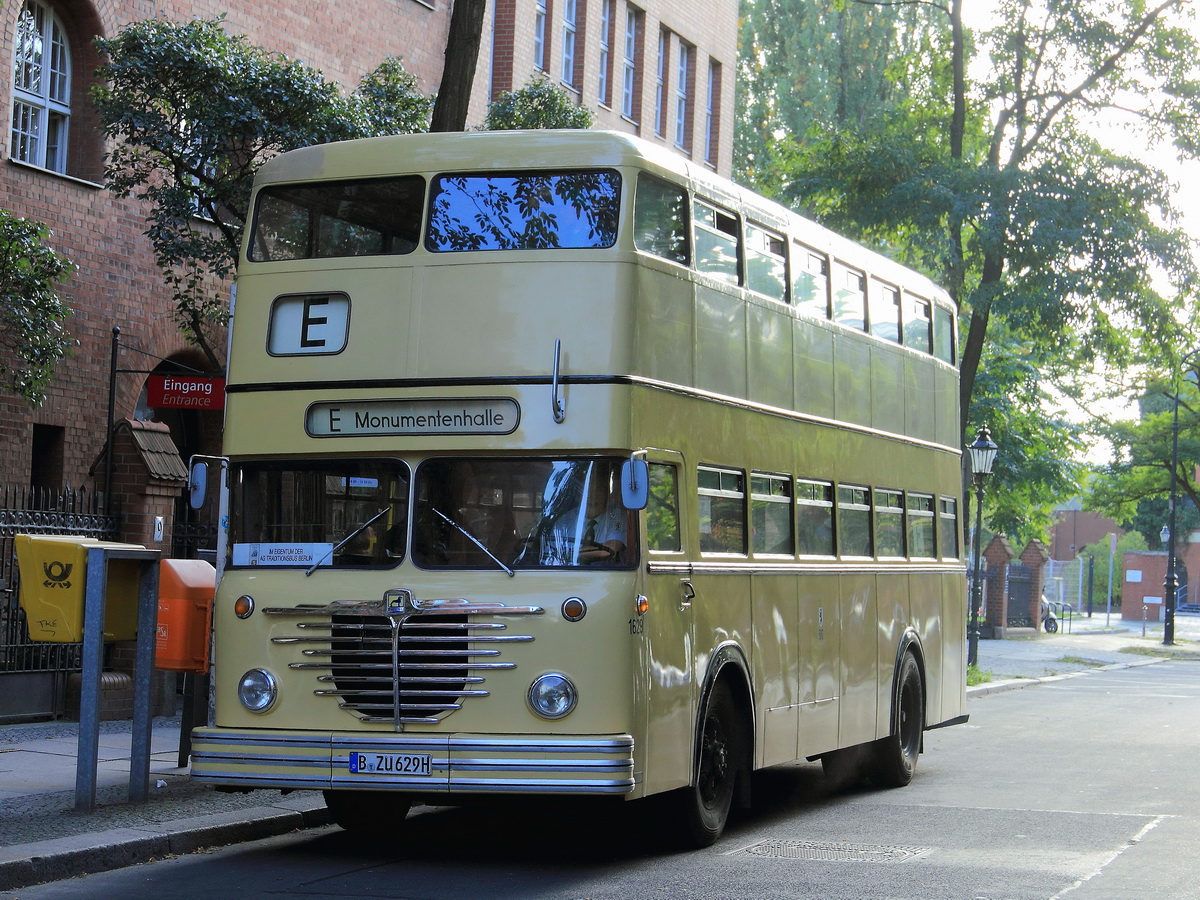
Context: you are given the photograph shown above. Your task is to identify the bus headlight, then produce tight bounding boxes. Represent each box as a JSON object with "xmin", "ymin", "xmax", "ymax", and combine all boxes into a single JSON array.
[
  {"xmin": 528, "ymin": 673, "xmax": 577, "ymax": 719},
  {"xmin": 238, "ymin": 668, "xmax": 278, "ymax": 712}
]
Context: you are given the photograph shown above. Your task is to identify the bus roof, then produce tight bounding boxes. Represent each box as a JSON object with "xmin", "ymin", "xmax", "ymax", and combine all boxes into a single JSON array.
[{"xmin": 253, "ymin": 129, "xmax": 950, "ymax": 306}]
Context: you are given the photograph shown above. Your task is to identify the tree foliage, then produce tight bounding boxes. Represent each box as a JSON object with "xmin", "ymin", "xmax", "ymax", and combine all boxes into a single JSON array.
[
  {"xmin": 737, "ymin": 0, "xmax": 1200, "ymax": 540},
  {"xmin": 0, "ymin": 211, "xmax": 74, "ymax": 405},
  {"xmin": 92, "ymin": 17, "xmax": 433, "ymax": 368},
  {"xmin": 484, "ymin": 77, "xmax": 594, "ymax": 130}
]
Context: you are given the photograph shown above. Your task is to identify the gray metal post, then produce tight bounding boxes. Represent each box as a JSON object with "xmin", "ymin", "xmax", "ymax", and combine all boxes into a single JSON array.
[
  {"xmin": 74, "ymin": 548, "xmax": 110, "ymax": 813},
  {"xmin": 129, "ymin": 550, "xmax": 160, "ymax": 802}
]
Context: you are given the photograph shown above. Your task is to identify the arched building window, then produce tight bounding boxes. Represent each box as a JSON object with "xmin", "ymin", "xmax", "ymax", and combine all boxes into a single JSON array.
[{"xmin": 11, "ymin": 0, "xmax": 71, "ymax": 173}]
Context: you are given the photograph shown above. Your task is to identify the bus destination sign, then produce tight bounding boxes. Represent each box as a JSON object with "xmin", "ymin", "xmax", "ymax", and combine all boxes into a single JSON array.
[{"xmin": 306, "ymin": 398, "xmax": 520, "ymax": 437}]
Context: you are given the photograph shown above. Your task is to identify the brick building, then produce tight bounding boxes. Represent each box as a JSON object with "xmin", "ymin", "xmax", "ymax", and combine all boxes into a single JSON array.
[{"xmin": 2, "ymin": 0, "xmax": 737, "ymax": 500}]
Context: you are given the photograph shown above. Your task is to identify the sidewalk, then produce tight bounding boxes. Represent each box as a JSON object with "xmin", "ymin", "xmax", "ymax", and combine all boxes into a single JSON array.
[{"xmin": 2, "ymin": 615, "xmax": 1198, "ymax": 892}]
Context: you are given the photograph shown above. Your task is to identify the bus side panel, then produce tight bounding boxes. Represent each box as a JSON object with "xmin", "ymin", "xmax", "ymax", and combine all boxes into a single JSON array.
[
  {"xmin": 941, "ymin": 571, "xmax": 969, "ymax": 724},
  {"xmin": 640, "ymin": 569, "xmax": 696, "ymax": 796},
  {"xmin": 747, "ymin": 299, "xmax": 794, "ymax": 412},
  {"xmin": 752, "ymin": 572, "xmax": 799, "ymax": 769},
  {"xmin": 838, "ymin": 575, "xmax": 878, "ymax": 747},
  {"xmin": 874, "ymin": 572, "xmax": 910, "ymax": 737},
  {"xmin": 910, "ymin": 571, "xmax": 946, "ymax": 728},
  {"xmin": 871, "ymin": 344, "xmax": 907, "ymax": 439},
  {"xmin": 632, "ymin": 263, "xmax": 693, "ymax": 387},
  {"xmin": 797, "ymin": 574, "xmax": 840, "ymax": 759},
  {"xmin": 694, "ymin": 281, "xmax": 748, "ymax": 399}
]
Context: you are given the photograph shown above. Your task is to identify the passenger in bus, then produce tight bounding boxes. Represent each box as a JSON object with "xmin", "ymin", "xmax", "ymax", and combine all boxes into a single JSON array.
[{"xmin": 539, "ymin": 470, "xmax": 627, "ymax": 566}]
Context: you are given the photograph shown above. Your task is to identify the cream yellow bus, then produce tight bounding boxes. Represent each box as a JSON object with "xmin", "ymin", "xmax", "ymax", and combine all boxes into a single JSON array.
[{"xmin": 189, "ymin": 129, "xmax": 967, "ymax": 847}]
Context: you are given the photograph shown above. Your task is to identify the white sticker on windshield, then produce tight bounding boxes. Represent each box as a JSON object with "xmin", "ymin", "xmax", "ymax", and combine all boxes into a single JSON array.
[{"xmin": 232, "ymin": 543, "xmax": 334, "ymax": 567}]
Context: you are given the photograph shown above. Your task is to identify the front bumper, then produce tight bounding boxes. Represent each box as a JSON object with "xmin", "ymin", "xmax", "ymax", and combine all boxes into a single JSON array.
[{"xmin": 190, "ymin": 728, "xmax": 636, "ymax": 795}]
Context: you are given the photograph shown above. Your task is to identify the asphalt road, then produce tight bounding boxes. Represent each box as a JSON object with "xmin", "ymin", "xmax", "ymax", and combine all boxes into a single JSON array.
[{"xmin": 6, "ymin": 660, "xmax": 1200, "ymax": 900}]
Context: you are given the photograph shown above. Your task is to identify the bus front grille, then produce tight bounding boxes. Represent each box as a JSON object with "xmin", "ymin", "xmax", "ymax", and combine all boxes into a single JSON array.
[{"xmin": 270, "ymin": 610, "xmax": 533, "ymax": 728}]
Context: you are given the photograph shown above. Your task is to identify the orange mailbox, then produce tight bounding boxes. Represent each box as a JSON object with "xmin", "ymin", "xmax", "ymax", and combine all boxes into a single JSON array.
[{"xmin": 156, "ymin": 558, "xmax": 215, "ymax": 673}]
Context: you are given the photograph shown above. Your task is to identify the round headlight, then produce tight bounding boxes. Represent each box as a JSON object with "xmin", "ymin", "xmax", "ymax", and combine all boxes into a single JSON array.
[
  {"xmin": 528, "ymin": 673, "xmax": 577, "ymax": 719},
  {"xmin": 238, "ymin": 668, "xmax": 278, "ymax": 712}
]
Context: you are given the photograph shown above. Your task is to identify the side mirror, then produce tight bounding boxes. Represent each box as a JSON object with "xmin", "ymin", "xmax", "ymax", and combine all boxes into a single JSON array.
[
  {"xmin": 188, "ymin": 461, "xmax": 208, "ymax": 510},
  {"xmin": 620, "ymin": 458, "xmax": 649, "ymax": 510}
]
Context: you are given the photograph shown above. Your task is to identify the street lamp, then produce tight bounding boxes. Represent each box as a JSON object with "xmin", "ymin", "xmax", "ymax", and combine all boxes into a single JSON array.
[
  {"xmin": 967, "ymin": 425, "xmax": 998, "ymax": 668},
  {"xmin": 1163, "ymin": 348, "xmax": 1199, "ymax": 646}
]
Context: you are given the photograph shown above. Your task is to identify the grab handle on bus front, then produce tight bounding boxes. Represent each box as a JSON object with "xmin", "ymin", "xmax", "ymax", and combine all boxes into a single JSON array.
[
  {"xmin": 552, "ymin": 338, "xmax": 566, "ymax": 424},
  {"xmin": 680, "ymin": 581, "xmax": 695, "ymax": 610}
]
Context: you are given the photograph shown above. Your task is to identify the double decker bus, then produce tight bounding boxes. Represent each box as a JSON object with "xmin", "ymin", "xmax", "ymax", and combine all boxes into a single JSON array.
[{"xmin": 190, "ymin": 129, "xmax": 967, "ymax": 846}]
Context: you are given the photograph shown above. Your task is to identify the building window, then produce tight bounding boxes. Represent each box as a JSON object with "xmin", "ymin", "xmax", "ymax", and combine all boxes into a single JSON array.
[
  {"xmin": 654, "ymin": 30, "xmax": 668, "ymax": 137},
  {"xmin": 534, "ymin": 0, "xmax": 550, "ymax": 72},
  {"xmin": 11, "ymin": 0, "xmax": 71, "ymax": 173},
  {"xmin": 561, "ymin": 0, "xmax": 578, "ymax": 87},
  {"xmin": 674, "ymin": 41, "xmax": 692, "ymax": 151},
  {"xmin": 704, "ymin": 60, "xmax": 721, "ymax": 166},
  {"xmin": 598, "ymin": 0, "xmax": 613, "ymax": 106},
  {"xmin": 621, "ymin": 6, "xmax": 642, "ymax": 121}
]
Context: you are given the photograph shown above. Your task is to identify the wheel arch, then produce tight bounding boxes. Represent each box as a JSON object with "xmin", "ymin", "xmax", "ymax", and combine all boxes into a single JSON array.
[
  {"xmin": 890, "ymin": 628, "xmax": 927, "ymax": 737},
  {"xmin": 694, "ymin": 642, "xmax": 754, "ymax": 806}
]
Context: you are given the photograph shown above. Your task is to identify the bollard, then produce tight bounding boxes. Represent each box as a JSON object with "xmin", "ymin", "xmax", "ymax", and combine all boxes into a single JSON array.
[{"xmin": 1143, "ymin": 605, "xmax": 1148, "ymax": 637}]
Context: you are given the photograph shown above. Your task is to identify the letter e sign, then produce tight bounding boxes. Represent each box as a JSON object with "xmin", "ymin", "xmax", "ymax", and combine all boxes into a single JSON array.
[{"xmin": 268, "ymin": 293, "xmax": 350, "ymax": 355}]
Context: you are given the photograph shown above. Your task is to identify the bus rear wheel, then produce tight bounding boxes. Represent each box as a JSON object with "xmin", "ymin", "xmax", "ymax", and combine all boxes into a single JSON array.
[
  {"xmin": 679, "ymin": 679, "xmax": 744, "ymax": 847},
  {"xmin": 869, "ymin": 652, "xmax": 924, "ymax": 788},
  {"xmin": 323, "ymin": 789, "xmax": 412, "ymax": 833}
]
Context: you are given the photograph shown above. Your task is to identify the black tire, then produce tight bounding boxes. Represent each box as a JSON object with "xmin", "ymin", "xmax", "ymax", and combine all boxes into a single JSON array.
[
  {"xmin": 868, "ymin": 652, "xmax": 924, "ymax": 788},
  {"xmin": 1044, "ymin": 617, "xmax": 1058, "ymax": 633},
  {"xmin": 679, "ymin": 679, "xmax": 744, "ymax": 847},
  {"xmin": 323, "ymin": 789, "xmax": 412, "ymax": 833}
]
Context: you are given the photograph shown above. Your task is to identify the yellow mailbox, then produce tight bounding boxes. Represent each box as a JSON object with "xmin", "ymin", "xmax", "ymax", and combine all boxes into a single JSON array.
[{"xmin": 15, "ymin": 535, "xmax": 147, "ymax": 643}]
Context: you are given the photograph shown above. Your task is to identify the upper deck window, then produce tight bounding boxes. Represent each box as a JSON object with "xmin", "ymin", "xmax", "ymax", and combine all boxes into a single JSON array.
[
  {"xmin": 693, "ymin": 199, "xmax": 739, "ymax": 285},
  {"xmin": 249, "ymin": 177, "xmax": 424, "ymax": 261},
  {"xmin": 745, "ymin": 223, "xmax": 786, "ymax": 302},
  {"xmin": 427, "ymin": 170, "xmax": 620, "ymax": 251},
  {"xmin": 634, "ymin": 172, "xmax": 689, "ymax": 264}
]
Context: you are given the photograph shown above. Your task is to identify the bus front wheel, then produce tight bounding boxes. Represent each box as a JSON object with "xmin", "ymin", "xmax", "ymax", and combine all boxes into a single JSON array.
[
  {"xmin": 323, "ymin": 789, "xmax": 412, "ymax": 833},
  {"xmin": 679, "ymin": 679, "xmax": 744, "ymax": 847},
  {"xmin": 868, "ymin": 652, "xmax": 924, "ymax": 788}
]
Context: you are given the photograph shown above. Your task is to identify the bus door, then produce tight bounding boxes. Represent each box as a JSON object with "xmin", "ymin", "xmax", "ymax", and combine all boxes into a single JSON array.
[{"xmin": 638, "ymin": 456, "xmax": 696, "ymax": 795}]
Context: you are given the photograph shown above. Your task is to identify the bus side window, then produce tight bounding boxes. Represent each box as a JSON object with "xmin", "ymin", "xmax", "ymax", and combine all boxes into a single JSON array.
[
  {"xmin": 904, "ymin": 293, "xmax": 933, "ymax": 354},
  {"xmin": 832, "ymin": 263, "xmax": 866, "ymax": 331},
  {"xmin": 745, "ymin": 223, "xmax": 786, "ymax": 302},
  {"xmin": 874, "ymin": 489, "xmax": 905, "ymax": 558},
  {"xmin": 751, "ymin": 472, "xmax": 793, "ymax": 554},
  {"xmin": 837, "ymin": 484, "xmax": 873, "ymax": 557},
  {"xmin": 647, "ymin": 463, "xmax": 682, "ymax": 552},
  {"xmin": 792, "ymin": 243, "xmax": 829, "ymax": 319},
  {"xmin": 698, "ymin": 465, "xmax": 746, "ymax": 553},
  {"xmin": 869, "ymin": 280, "xmax": 901, "ymax": 344},
  {"xmin": 907, "ymin": 493, "xmax": 936, "ymax": 558},
  {"xmin": 693, "ymin": 199, "xmax": 740, "ymax": 285},
  {"xmin": 939, "ymin": 496, "xmax": 960, "ymax": 559},
  {"xmin": 634, "ymin": 173, "xmax": 689, "ymax": 264},
  {"xmin": 796, "ymin": 479, "xmax": 835, "ymax": 556},
  {"xmin": 934, "ymin": 304, "xmax": 956, "ymax": 363}
]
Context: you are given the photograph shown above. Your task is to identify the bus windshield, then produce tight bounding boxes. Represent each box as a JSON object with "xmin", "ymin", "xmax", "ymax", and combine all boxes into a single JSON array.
[
  {"xmin": 230, "ymin": 460, "xmax": 409, "ymax": 569},
  {"xmin": 414, "ymin": 457, "xmax": 637, "ymax": 569}
]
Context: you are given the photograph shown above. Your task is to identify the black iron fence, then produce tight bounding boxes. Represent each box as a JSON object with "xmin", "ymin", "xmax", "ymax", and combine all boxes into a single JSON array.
[{"xmin": 0, "ymin": 486, "xmax": 119, "ymax": 719}]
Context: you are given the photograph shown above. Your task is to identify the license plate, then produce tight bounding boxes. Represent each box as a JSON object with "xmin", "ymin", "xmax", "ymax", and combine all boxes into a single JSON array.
[{"xmin": 348, "ymin": 751, "xmax": 432, "ymax": 776}]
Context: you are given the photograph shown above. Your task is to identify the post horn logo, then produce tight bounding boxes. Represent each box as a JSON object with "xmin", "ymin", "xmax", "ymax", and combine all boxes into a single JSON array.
[{"xmin": 42, "ymin": 560, "xmax": 73, "ymax": 589}]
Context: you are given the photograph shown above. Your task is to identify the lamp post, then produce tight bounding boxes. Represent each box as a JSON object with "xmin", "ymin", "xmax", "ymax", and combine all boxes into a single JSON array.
[
  {"xmin": 1163, "ymin": 349, "xmax": 1199, "ymax": 646},
  {"xmin": 967, "ymin": 425, "xmax": 998, "ymax": 668}
]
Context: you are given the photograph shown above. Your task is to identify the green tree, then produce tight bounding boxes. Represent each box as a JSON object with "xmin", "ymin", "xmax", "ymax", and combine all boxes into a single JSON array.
[
  {"xmin": 485, "ymin": 77, "xmax": 593, "ymax": 130},
  {"xmin": 1087, "ymin": 365, "xmax": 1200, "ymax": 545},
  {"xmin": 0, "ymin": 211, "xmax": 74, "ymax": 405},
  {"xmin": 92, "ymin": 17, "xmax": 433, "ymax": 368},
  {"xmin": 776, "ymin": 2, "xmax": 1198, "ymax": 429}
]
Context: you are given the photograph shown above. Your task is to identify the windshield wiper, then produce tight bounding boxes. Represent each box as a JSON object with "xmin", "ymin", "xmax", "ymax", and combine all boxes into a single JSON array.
[
  {"xmin": 305, "ymin": 506, "xmax": 391, "ymax": 576},
  {"xmin": 433, "ymin": 508, "xmax": 515, "ymax": 577}
]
